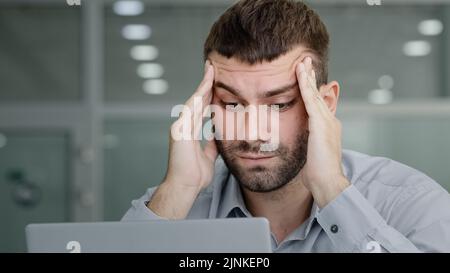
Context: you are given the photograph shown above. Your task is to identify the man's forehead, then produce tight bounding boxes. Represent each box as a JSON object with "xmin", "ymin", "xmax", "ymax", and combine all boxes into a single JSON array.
[{"xmin": 209, "ymin": 46, "xmax": 314, "ymax": 75}]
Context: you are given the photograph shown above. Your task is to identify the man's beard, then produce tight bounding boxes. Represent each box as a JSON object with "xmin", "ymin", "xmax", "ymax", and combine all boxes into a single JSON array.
[{"xmin": 215, "ymin": 130, "xmax": 309, "ymax": 193}]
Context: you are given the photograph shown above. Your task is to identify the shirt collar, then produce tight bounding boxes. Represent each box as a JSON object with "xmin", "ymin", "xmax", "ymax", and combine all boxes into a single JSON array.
[
  {"xmin": 217, "ymin": 173, "xmax": 321, "ymax": 241},
  {"xmin": 288, "ymin": 160, "xmax": 350, "ymax": 241},
  {"xmin": 217, "ymin": 174, "xmax": 252, "ymax": 218},
  {"xmin": 285, "ymin": 201, "xmax": 319, "ymax": 241},
  {"xmin": 216, "ymin": 156, "xmax": 351, "ymax": 241}
]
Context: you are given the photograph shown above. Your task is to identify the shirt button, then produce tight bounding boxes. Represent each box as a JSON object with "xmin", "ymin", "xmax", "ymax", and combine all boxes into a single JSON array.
[{"xmin": 330, "ymin": 224, "xmax": 339, "ymax": 233}]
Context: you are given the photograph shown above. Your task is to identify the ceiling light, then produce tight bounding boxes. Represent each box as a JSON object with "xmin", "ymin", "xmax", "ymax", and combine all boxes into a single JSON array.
[
  {"xmin": 143, "ymin": 79, "xmax": 169, "ymax": 95},
  {"xmin": 368, "ymin": 89, "xmax": 393, "ymax": 105},
  {"xmin": 378, "ymin": 75, "xmax": 394, "ymax": 90},
  {"xmin": 130, "ymin": 45, "xmax": 159, "ymax": 61},
  {"xmin": 121, "ymin": 24, "xmax": 151, "ymax": 40},
  {"xmin": 403, "ymin": 40, "xmax": 431, "ymax": 57},
  {"xmin": 113, "ymin": 1, "xmax": 144, "ymax": 16},
  {"xmin": 418, "ymin": 19, "xmax": 443, "ymax": 36},
  {"xmin": 137, "ymin": 63, "xmax": 164, "ymax": 78}
]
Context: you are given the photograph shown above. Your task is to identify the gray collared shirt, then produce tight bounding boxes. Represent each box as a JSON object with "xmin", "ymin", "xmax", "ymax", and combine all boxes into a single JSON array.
[{"xmin": 122, "ymin": 149, "xmax": 450, "ymax": 252}]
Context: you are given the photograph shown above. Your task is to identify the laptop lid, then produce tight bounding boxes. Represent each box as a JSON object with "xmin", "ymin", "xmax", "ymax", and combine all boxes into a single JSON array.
[{"xmin": 25, "ymin": 218, "xmax": 272, "ymax": 253}]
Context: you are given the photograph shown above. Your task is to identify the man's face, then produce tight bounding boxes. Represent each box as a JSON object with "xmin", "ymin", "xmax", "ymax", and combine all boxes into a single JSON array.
[{"xmin": 210, "ymin": 46, "xmax": 316, "ymax": 192}]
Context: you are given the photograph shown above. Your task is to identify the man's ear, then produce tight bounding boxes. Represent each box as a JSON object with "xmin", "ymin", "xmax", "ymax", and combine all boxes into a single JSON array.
[{"xmin": 319, "ymin": 80, "xmax": 340, "ymax": 115}]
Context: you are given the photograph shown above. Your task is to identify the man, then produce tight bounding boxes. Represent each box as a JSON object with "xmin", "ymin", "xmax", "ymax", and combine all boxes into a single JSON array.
[{"xmin": 122, "ymin": 0, "xmax": 450, "ymax": 252}]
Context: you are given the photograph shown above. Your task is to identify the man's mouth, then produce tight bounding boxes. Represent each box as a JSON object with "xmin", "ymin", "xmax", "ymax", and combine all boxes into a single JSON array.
[
  {"xmin": 237, "ymin": 153, "xmax": 277, "ymax": 165},
  {"xmin": 238, "ymin": 153, "xmax": 276, "ymax": 159}
]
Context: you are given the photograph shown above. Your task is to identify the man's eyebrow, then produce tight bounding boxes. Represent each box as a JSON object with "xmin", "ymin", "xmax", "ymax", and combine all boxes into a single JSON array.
[
  {"xmin": 214, "ymin": 81, "xmax": 298, "ymax": 98},
  {"xmin": 262, "ymin": 82, "xmax": 298, "ymax": 98},
  {"xmin": 214, "ymin": 81, "xmax": 241, "ymax": 97}
]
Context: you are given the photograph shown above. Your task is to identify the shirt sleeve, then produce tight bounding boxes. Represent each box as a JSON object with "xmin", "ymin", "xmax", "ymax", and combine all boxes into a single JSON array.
[
  {"xmin": 121, "ymin": 187, "xmax": 167, "ymax": 221},
  {"xmin": 316, "ymin": 184, "xmax": 450, "ymax": 253}
]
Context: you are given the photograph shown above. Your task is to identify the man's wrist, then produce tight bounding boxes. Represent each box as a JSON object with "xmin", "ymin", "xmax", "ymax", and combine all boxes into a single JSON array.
[
  {"xmin": 162, "ymin": 179, "xmax": 203, "ymax": 196},
  {"xmin": 147, "ymin": 180, "xmax": 201, "ymax": 219},
  {"xmin": 312, "ymin": 175, "xmax": 350, "ymax": 209}
]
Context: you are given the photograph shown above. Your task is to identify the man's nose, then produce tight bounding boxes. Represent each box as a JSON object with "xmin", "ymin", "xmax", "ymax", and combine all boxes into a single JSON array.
[{"xmin": 236, "ymin": 105, "xmax": 273, "ymax": 142}]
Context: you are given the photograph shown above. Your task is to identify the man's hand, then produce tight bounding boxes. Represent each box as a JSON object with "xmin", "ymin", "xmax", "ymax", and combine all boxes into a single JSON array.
[
  {"xmin": 148, "ymin": 61, "xmax": 218, "ymax": 219},
  {"xmin": 296, "ymin": 57, "xmax": 350, "ymax": 208}
]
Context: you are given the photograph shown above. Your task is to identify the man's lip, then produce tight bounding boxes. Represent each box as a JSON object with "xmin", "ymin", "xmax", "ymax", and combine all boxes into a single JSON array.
[{"xmin": 238, "ymin": 153, "xmax": 276, "ymax": 160}]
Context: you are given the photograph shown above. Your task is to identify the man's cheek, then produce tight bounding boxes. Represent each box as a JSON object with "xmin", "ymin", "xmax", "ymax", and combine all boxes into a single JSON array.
[
  {"xmin": 287, "ymin": 102, "xmax": 309, "ymax": 130},
  {"xmin": 210, "ymin": 105, "xmax": 226, "ymax": 140},
  {"xmin": 211, "ymin": 108, "xmax": 243, "ymax": 141},
  {"xmin": 297, "ymin": 97, "xmax": 308, "ymax": 120},
  {"xmin": 258, "ymin": 108, "xmax": 280, "ymax": 152}
]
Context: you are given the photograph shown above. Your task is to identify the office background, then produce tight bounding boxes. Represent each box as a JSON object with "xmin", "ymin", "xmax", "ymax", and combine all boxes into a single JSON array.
[{"xmin": 0, "ymin": 0, "xmax": 450, "ymax": 252}]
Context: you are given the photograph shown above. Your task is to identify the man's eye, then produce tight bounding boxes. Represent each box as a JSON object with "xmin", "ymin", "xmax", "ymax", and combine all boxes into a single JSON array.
[
  {"xmin": 222, "ymin": 102, "xmax": 243, "ymax": 111},
  {"xmin": 270, "ymin": 102, "xmax": 290, "ymax": 111}
]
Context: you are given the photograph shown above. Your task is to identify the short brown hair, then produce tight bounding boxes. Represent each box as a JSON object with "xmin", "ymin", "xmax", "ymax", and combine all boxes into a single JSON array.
[{"xmin": 204, "ymin": 0, "xmax": 330, "ymax": 86}]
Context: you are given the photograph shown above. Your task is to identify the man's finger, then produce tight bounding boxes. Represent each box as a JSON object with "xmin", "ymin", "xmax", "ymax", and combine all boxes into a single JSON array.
[
  {"xmin": 182, "ymin": 60, "xmax": 214, "ymax": 110},
  {"xmin": 192, "ymin": 62, "xmax": 215, "ymax": 139},
  {"xmin": 177, "ymin": 61, "xmax": 214, "ymax": 139},
  {"xmin": 196, "ymin": 60, "xmax": 215, "ymax": 96},
  {"xmin": 203, "ymin": 139, "xmax": 218, "ymax": 162},
  {"xmin": 305, "ymin": 56, "xmax": 314, "ymax": 77},
  {"xmin": 309, "ymin": 69, "xmax": 331, "ymax": 114},
  {"xmin": 296, "ymin": 62, "xmax": 321, "ymax": 116}
]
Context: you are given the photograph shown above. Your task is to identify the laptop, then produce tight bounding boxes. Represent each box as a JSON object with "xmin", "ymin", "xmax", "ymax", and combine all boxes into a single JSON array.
[{"xmin": 25, "ymin": 218, "xmax": 272, "ymax": 253}]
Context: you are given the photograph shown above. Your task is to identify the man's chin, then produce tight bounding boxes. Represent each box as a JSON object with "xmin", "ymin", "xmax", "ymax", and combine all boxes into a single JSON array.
[
  {"xmin": 233, "ymin": 164, "xmax": 288, "ymax": 192},
  {"xmin": 237, "ymin": 174, "xmax": 290, "ymax": 193}
]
